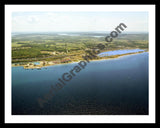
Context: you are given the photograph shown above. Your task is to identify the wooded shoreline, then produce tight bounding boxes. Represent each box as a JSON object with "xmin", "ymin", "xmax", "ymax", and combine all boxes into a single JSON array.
[{"xmin": 12, "ymin": 50, "xmax": 147, "ymax": 69}]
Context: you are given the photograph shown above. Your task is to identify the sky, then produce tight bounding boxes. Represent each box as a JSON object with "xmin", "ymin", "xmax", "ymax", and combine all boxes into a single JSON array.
[{"xmin": 12, "ymin": 12, "xmax": 148, "ymax": 32}]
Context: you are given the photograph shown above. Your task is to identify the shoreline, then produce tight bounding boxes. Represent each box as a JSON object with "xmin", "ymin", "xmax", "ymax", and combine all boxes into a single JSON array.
[{"xmin": 12, "ymin": 51, "xmax": 148, "ymax": 69}]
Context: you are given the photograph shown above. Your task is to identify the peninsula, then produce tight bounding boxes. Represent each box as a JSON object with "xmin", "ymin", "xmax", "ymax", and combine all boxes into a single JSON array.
[{"xmin": 12, "ymin": 32, "xmax": 148, "ymax": 69}]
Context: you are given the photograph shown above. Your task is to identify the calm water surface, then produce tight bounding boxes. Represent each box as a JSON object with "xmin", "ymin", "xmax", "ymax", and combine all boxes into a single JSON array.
[
  {"xmin": 12, "ymin": 52, "xmax": 148, "ymax": 115},
  {"xmin": 98, "ymin": 49, "xmax": 145, "ymax": 57}
]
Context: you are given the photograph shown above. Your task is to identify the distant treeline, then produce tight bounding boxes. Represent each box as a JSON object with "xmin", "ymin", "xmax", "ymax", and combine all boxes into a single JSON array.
[{"xmin": 12, "ymin": 33, "xmax": 148, "ymax": 62}]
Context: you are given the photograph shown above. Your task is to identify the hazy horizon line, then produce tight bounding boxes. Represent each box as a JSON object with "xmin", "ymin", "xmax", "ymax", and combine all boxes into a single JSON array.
[{"xmin": 12, "ymin": 31, "xmax": 148, "ymax": 34}]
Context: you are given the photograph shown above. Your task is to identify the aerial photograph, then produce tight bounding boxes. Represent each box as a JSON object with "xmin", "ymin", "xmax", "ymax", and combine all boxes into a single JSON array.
[{"xmin": 12, "ymin": 11, "xmax": 148, "ymax": 115}]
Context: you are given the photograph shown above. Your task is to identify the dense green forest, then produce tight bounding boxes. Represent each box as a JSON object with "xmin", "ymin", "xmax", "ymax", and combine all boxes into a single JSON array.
[{"xmin": 12, "ymin": 32, "xmax": 148, "ymax": 63}]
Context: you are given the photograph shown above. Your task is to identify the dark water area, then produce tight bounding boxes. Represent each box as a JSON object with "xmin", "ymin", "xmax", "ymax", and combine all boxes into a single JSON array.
[{"xmin": 12, "ymin": 52, "xmax": 148, "ymax": 115}]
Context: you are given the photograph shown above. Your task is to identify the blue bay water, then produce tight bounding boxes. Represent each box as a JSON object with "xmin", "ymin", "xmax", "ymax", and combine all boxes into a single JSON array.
[
  {"xmin": 98, "ymin": 49, "xmax": 145, "ymax": 57},
  {"xmin": 12, "ymin": 52, "xmax": 148, "ymax": 115}
]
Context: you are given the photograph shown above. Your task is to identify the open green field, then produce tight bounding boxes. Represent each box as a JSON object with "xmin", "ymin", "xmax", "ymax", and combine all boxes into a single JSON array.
[{"xmin": 12, "ymin": 32, "xmax": 148, "ymax": 63}]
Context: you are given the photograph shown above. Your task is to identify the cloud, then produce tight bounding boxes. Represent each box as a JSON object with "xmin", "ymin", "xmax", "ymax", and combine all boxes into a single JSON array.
[
  {"xmin": 27, "ymin": 16, "xmax": 39, "ymax": 24},
  {"xmin": 12, "ymin": 12, "xmax": 148, "ymax": 32}
]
